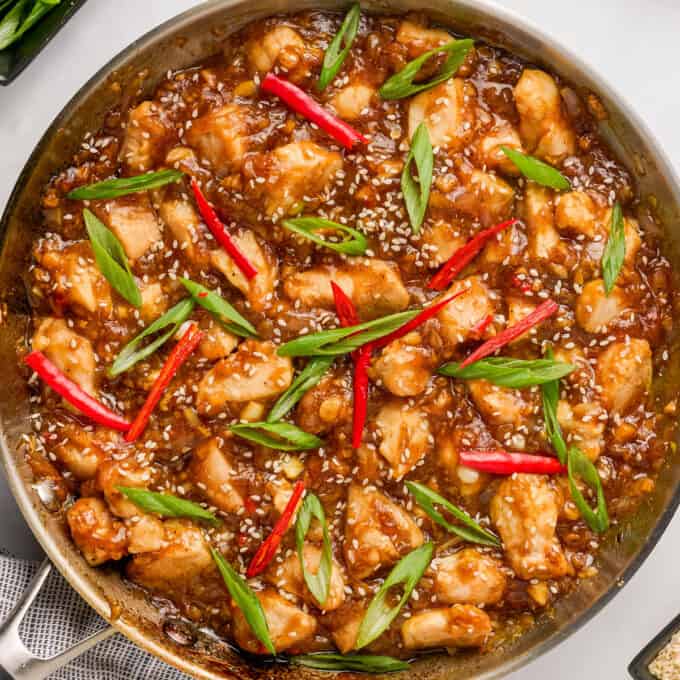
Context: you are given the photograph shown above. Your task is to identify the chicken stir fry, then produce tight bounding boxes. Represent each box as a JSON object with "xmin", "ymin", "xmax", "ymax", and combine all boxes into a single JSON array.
[{"xmin": 23, "ymin": 8, "xmax": 675, "ymax": 667}]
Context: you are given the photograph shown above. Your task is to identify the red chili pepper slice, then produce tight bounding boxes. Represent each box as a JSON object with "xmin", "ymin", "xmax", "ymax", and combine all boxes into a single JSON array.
[
  {"xmin": 459, "ymin": 299, "xmax": 559, "ymax": 369},
  {"xmin": 125, "ymin": 323, "xmax": 204, "ymax": 442},
  {"xmin": 351, "ymin": 345, "xmax": 371, "ymax": 449},
  {"xmin": 460, "ymin": 450, "xmax": 566, "ymax": 475},
  {"xmin": 190, "ymin": 179, "xmax": 258, "ymax": 281},
  {"xmin": 24, "ymin": 351, "xmax": 130, "ymax": 432},
  {"xmin": 331, "ymin": 281, "xmax": 360, "ymax": 327},
  {"xmin": 428, "ymin": 219, "xmax": 518, "ymax": 291},
  {"xmin": 372, "ymin": 290, "xmax": 466, "ymax": 350},
  {"xmin": 331, "ymin": 282, "xmax": 371, "ymax": 448},
  {"xmin": 247, "ymin": 479, "xmax": 305, "ymax": 578},
  {"xmin": 469, "ymin": 313, "xmax": 493, "ymax": 340},
  {"xmin": 261, "ymin": 73, "xmax": 368, "ymax": 150}
]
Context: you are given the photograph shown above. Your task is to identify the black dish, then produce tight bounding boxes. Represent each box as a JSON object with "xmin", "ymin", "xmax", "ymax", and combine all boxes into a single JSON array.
[
  {"xmin": 629, "ymin": 613, "xmax": 680, "ymax": 679},
  {"xmin": 0, "ymin": 0, "xmax": 88, "ymax": 86}
]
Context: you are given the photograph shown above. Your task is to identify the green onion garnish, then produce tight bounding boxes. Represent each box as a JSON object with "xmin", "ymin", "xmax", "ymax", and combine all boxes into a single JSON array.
[
  {"xmin": 500, "ymin": 147, "xmax": 570, "ymax": 191},
  {"xmin": 83, "ymin": 209, "xmax": 141, "ymax": 308},
  {"xmin": 68, "ymin": 169, "xmax": 184, "ymax": 200},
  {"xmin": 379, "ymin": 39, "xmax": 474, "ymax": 100}
]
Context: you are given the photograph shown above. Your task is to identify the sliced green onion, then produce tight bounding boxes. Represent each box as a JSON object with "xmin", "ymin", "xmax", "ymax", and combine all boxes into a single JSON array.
[
  {"xmin": 540, "ymin": 346, "xmax": 568, "ymax": 464},
  {"xmin": 295, "ymin": 493, "xmax": 333, "ymax": 607},
  {"xmin": 267, "ymin": 357, "xmax": 335, "ymax": 423},
  {"xmin": 318, "ymin": 3, "xmax": 361, "ymax": 91},
  {"xmin": 602, "ymin": 202, "xmax": 626, "ymax": 295},
  {"xmin": 282, "ymin": 217, "xmax": 367, "ymax": 255},
  {"xmin": 67, "ymin": 169, "xmax": 184, "ymax": 200},
  {"xmin": 179, "ymin": 277, "xmax": 257, "ymax": 337},
  {"xmin": 405, "ymin": 481, "xmax": 500, "ymax": 547},
  {"xmin": 292, "ymin": 653, "xmax": 410, "ymax": 673},
  {"xmin": 379, "ymin": 39, "xmax": 474, "ymax": 100},
  {"xmin": 439, "ymin": 357, "xmax": 576, "ymax": 388},
  {"xmin": 0, "ymin": 0, "xmax": 59, "ymax": 51},
  {"xmin": 356, "ymin": 543, "xmax": 433, "ymax": 649},
  {"xmin": 211, "ymin": 549, "xmax": 276, "ymax": 655},
  {"xmin": 501, "ymin": 147, "xmax": 570, "ymax": 191},
  {"xmin": 230, "ymin": 422, "xmax": 323, "ymax": 451},
  {"xmin": 277, "ymin": 310, "xmax": 419, "ymax": 357},
  {"xmin": 401, "ymin": 122, "xmax": 433, "ymax": 234},
  {"xmin": 83, "ymin": 209, "xmax": 141, "ymax": 308},
  {"xmin": 117, "ymin": 486, "xmax": 219, "ymax": 526},
  {"xmin": 109, "ymin": 298, "xmax": 195, "ymax": 376},
  {"xmin": 567, "ymin": 446, "xmax": 609, "ymax": 533}
]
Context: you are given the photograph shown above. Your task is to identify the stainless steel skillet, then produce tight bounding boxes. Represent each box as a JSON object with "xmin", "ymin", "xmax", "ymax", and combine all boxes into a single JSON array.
[{"xmin": 1, "ymin": 1, "xmax": 680, "ymax": 678}]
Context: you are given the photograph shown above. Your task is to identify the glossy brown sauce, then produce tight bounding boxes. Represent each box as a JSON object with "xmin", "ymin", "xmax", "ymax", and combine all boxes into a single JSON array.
[{"xmin": 24, "ymin": 9, "xmax": 677, "ymax": 661}]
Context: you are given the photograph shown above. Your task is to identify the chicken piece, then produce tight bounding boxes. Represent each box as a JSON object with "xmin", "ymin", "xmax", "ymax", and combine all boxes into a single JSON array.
[
  {"xmin": 266, "ymin": 545, "xmax": 346, "ymax": 611},
  {"xmin": 159, "ymin": 197, "xmax": 207, "ymax": 264},
  {"xmin": 96, "ymin": 458, "xmax": 156, "ymax": 518},
  {"xmin": 127, "ymin": 521, "xmax": 215, "ymax": 600},
  {"xmin": 283, "ymin": 259, "xmax": 409, "ymax": 319},
  {"xmin": 408, "ymin": 79, "xmax": 476, "ymax": 150},
  {"xmin": 370, "ymin": 332, "xmax": 439, "ymax": 397},
  {"xmin": 514, "ymin": 69, "xmax": 576, "ymax": 164},
  {"xmin": 468, "ymin": 380, "xmax": 534, "ymax": 428},
  {"xmin": 328, "ymin": 606, "xmax": 365, "ymax": 654},
  {"xmin": 35, "ymin": 240, "xmax": 112, "ymax": 317},
  {"xmin": 506, "ymin": 297, "xmax": 537, "ymax": 343},
  {"xmin": 621, "ymin": 214, "xmax": 642, "ymax": 269},
  {"xmin": 211, "ymin": 229, "xmax": 278, "ymax": 312},
  {"xmin": 435, "ymin": 168, "xmax": 515, "ymax": 226},
  {"xmin": 51, "ymin": 422, "xmax": 103, "ymax": 480},
  {"xmin": 330, "ymin": 83, "xmax": 375, "ymax": 120},
  {"xmin": 555, "ymin": 191, "xmax": 600, "ymax": 238},
  {"xmin": 99, "ymin": 197, "xmax": 162, "ymax": 261},
  {"xmin": 344, "ymin": 484, "xmax": 424, "ymax": 579},
  {"xmin": 375, "ymin": 401, "xmax": 432, "ymax": 479},
  {"xmin": 126, "ymin": 514, "xmax": 167, "ymax": 554},
  {"xmin": 433, "ymin": 549, "xmax": 506, "ymax": 605},
  {"xmin": 119, "ymin": 101, "xmax": 170, "ymax": 172},
  {"xmin": 266, "ymin": 478, "xmax": 302, "ymax": 517},
  {"xmin": 436, "ymin": 276, "xmax": 493, "ymax": 349},
  {"xmin": 401, "ymin": 604, "xmax": 492, "ymax": 650},
  {"xmin": 67, "ymin": 498, "xmax": 128, "ymax": 566},
  {"xmin": 232, "ymin": 589, "xmax": 317, "ymax": 654},
  {"xmin": 490, "ymin": 474, "xmax": 568, "ymax": 580},
  {"xmin": 476, "ymin": 120, "xmax": 523, "ymax": 175},
  {"xmin": 186, "ymin": 104, "xmax": 251, "ymax": 174},
  {"xmin": 197, "ymin": 316, "xmax": 239, "ymax": 360},
  {"xmin": 188, "ymin": 438, "xmax": 243, "ymax": 514},
  {"xmin": 575, "ymin": 279, "xmax": 628, "ymax": 333},
  {"xmin": 139, "ymin": 282, "xmax": 168, "ymax": 323},
  {"xmin": 396, "ymin": 19, "xmax": 453, "ymax": 57},
  {"xmin": 523, "ymin": 185, "xmax": 566, "ymax": 273},
  {"xmin": 596, "ymin": 339, "xmax": 652, "ymax": 415},
  {"xmin": 421, "ymin": 220, "xmax": 467, "ymax": 267},
  {"xmin": 557, "ymin": 401, "xmax": 606, "ymax": 461},
  {"xmin": 32, "ymin": 318, "xmax": 97, "ymax": 396},
  {"xmin": 297, "ymin": 368, "xmax": 352, "ymax": 435},
  {"xmin": 197, "ymin": 340, "xmax": 294, "ymax": 415},
  {"xmin": 247, "ymin": 26, "xmax": 306, "ymax": 73},
  {"xmin": 263, "ymin": 141, "xmax": 343, "ymax": 216}
]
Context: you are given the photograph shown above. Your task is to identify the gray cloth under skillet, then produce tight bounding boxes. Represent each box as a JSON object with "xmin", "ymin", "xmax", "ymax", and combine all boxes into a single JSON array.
[{"xmin": 0, "ymin": 551, "xmax": 190, "ymax": 679}]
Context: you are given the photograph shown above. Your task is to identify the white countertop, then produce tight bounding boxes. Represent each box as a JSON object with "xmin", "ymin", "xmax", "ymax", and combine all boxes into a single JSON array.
[{"xmin": 1, "ymin": 0, "xmax": 679, "ymax": 677}]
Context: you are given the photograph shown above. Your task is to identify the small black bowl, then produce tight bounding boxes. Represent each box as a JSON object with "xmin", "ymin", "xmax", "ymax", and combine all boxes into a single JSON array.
[
  {"xmin": 629, "ymin": 612, "xmax": 680, "ymax": 679},
  {"xmin": 0, "ymin": 0, "xmax": 88, "ymax": 85}
]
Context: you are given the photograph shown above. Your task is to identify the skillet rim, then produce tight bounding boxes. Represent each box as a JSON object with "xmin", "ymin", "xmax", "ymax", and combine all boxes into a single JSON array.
[{"xmin": 2, "ymin": 1, "xmax": 680, "ymax": 678}]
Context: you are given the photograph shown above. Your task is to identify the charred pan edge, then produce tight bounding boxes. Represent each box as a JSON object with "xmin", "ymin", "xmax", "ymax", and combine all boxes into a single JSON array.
[{"xmin": 1, "ymin": 1, "xmax": 680, "ymax": 679}]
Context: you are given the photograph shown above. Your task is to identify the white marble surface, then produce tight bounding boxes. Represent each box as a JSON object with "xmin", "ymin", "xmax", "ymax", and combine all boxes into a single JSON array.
[{"xmin": 1, "ymin": 0, "xmax": 680, "ymax": 677}]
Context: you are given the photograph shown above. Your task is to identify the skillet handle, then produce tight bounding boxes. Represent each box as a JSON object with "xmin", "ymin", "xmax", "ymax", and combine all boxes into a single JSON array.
[{"xmin": 0, "ymin": 559, "xmax": 116, "ymax": 680}]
